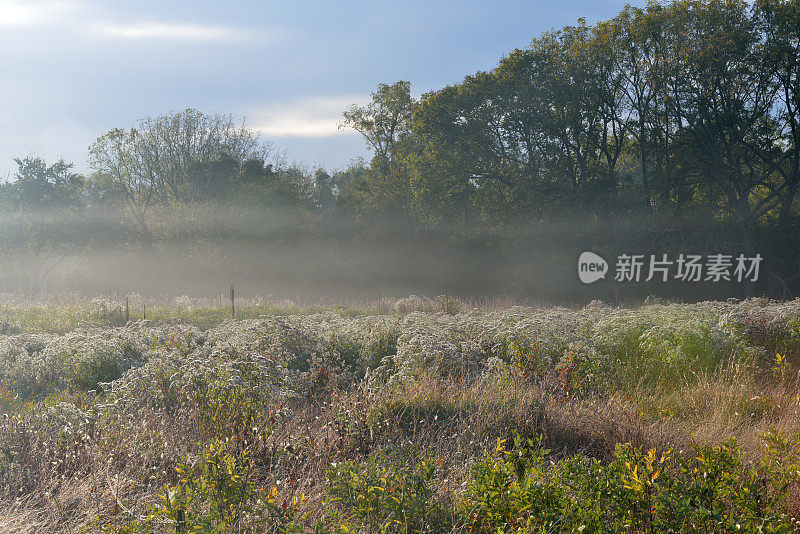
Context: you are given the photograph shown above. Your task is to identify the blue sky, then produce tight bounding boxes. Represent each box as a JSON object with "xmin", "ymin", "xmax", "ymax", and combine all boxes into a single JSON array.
[{"xmin": 0, "ymin": 0, "xmax": 645, "ymax": 177}]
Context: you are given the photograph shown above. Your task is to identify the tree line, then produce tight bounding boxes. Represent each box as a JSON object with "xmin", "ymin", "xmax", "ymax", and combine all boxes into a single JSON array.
[
  {"xmin": 344, "ymin": 1, "xmax": 800, "ymax": 234},
  {"xmin": 2, "ymin": 0, "xmax": 800, "ymax": 298}
]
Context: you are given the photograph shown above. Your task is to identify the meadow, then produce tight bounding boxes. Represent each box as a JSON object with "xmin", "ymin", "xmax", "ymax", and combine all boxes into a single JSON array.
[{"xmin": 0, "ymin": 294, "xmax": 799, "ymax": 532}]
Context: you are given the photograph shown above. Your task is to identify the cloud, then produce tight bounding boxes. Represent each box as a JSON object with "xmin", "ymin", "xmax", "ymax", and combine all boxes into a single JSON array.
[
  {"xmin": 0, "ymin": 0, "xmax": 77, "ymax": 27},
  {"xmin": 0, "ymin": 0, "xmax": 269, "ymax": 43},
  {"xmin": 91, "ymin": 22, "xmax": 262, "ymax": 43},
  {"xmin": 251, "ymin": 96, "xmax": 368, "ymax": 138},
  {"xmin": 0, "ymin": 1, "xmax": 264, "ymax": 45}
]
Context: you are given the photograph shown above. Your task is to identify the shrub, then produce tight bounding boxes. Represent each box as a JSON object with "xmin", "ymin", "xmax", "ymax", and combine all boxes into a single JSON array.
[
  {"xmin": 189, "ymin": 378, "xmax": 276, "ymax": 458},
  {"xmin": 67, "ymin": 350, "xmax": 122, "ymax": 391},
  {"xmin": 326, "ymin": 448, "xmax": 452, "ymax": 533},
  {"xmin": 464, "ymin": 433, "xmax": 800, "ymax": 533},
  {"xmin": 147, "ymin": 440, "xmax": 307, "ymax": 533},
  {"xmin": 591, "ymin": 304, "xmax": 745, "ymax": 390},
  {"xmin": 465, "ymin": 433, "xmax": 563, "ymax": 532}
]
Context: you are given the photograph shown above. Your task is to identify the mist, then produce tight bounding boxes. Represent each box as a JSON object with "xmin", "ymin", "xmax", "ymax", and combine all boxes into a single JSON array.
[{"xmin": 0, "ymin": 202, "xmax": 779, "ymax": 304}]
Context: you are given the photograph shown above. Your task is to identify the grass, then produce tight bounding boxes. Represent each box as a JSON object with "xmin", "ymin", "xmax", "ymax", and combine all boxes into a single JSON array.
[{"xmin": 0, "ymin": 295, "xmax": 798, "ymax": 531}]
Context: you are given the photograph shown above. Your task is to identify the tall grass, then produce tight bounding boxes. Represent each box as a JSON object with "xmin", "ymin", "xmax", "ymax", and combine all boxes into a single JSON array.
[{"xmin": 0, "ymin": 296, "xmax": 796, "ymax": 531}]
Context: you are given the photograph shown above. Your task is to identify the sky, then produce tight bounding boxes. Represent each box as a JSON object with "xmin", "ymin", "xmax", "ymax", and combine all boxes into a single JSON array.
[{"xmin": 0, "ymin": 0, "xmax": 646, "ymax": 178}]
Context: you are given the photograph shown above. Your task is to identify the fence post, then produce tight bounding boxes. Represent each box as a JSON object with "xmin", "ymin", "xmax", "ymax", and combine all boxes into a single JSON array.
[{"xmin": 230, "ymin": 284, "xmax": 235, "ymax": 319}]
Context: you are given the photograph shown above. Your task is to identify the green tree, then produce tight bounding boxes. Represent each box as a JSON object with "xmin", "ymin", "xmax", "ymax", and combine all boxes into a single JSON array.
[
  {"xmin": 663, "ymin": 1, "xmax": 781, "ymax": 241},
  {"xmin": 757, "ymin": 0, "xmax": 800, "ymax": 233},
  {"xmin": 341, "ymin": 82, "xmax": 416, "ymax": 216},
  {"xmin": 0, "ymin": 157, "xmax": 88, "ymax": 294},
  {"xmin": 6, "ymin": 157, "xmax": 84, "ymax": 210}
]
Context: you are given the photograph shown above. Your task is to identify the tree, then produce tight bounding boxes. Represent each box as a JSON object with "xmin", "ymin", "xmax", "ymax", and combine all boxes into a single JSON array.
[
  {"xmin": 89, "ymin": 127, "xmax": 158, "ymax": 238},
  {"xmin": 0, "ymin": 157, "xmax": 87, "ymax": 293},
  {"xmin": 341, "ymin": 81, "xmax": 414, "ymax": 166},
  {"xmin": 6, "ymin": 156, "xmax": 84, "ymax": 210},
  {"xmin": 527, "ymin": 22, "xmax": 624, "ymax": 205},
  {"xmin": 663, "ymin": 1, "xmax": 781, "ymax": 233},
  {"xmin": 756, "ymin": 0, "xmax": 800, "ymax": 232},
  {"xmin": 340, "ymin": 82, "xmax": 416, "ymax": 216},
  {"xmin": 313, "ymin": 169, "xmax": 335, "ymax": 211},
  {"xmin": 88, "ymin": 109, "xmax": 271, "ymax": 240}
]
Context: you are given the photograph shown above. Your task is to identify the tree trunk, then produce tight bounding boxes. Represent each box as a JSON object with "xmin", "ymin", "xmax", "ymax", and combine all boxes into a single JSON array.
[
  {"xmin": 778, "ymin": 171, "xmax": 798, "ymax": 238},
  {"xmin": 740, "ymin": 218, "xmax": 756, "ymax": 298}
]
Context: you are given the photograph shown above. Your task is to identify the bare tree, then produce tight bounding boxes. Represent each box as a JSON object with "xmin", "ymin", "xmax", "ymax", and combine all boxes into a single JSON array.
[{"xmin": 89, "ymin": 109, "xmax": 270, "ymax": 239}]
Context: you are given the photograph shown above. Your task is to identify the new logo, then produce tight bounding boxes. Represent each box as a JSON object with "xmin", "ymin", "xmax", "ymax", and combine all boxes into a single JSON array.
[{"xmin": 578, "ymin": 252, "xmax": 608, "ymax": 284}]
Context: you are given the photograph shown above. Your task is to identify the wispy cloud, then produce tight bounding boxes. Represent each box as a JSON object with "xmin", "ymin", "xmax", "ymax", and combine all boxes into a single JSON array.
[
  {"xmin": 0, "ymin": 1, "xmax": 271, "ymax": 44},
  {"xmin": 251, "ymin": 96, "xmax": 367, "ymax": 138},
  {"xmin": 92, "ymin": 22, "xmax": 261, "ymax": 43},
  {"xmin": 0, "ymin": 0, "xmax": 77, "ymax": 27}
]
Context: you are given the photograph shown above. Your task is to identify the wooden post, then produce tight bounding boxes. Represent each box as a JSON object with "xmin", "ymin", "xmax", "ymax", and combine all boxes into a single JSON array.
[
  {"xmin": 143, "ymin": 303, "xmax": 146, "ymax": 320},
  {"xmin": 125, "ymin": 297, "xmax": 129, "ymax": 323},
  {"xmin": 230, "ymin": 284, "xmax": 235, "ymax": 319}
]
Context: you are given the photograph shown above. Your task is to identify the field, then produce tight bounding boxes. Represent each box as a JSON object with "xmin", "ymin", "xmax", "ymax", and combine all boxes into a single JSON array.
[{"xmin": 0, "ymin": 295, "xmax": 799, "ymax": 532}]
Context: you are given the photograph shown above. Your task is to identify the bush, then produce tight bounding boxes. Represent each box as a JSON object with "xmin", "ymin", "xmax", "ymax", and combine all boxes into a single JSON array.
[
  {"xmin": 146, "ymin": 440, "xmax": 307, "ymax": 533},
  {"xmin": 67, "ymin": 350, "xmax": 122, "ymax": 391},
  {"xmin": 463, "ymin": 432, "xmax": 800, "ymax": 533},
  {"xmin": 326, "ymin": 448, "xmax": 453, "ymax": 533},
  {"xmin": 465, "ymin": 433, "xmax": 563, "ymax": 532}
]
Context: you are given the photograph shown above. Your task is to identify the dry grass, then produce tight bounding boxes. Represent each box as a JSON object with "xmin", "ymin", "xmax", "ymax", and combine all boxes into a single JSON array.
[{"xmin": 0, "ymin": 297, "xmax": 797, "ymax": 531}]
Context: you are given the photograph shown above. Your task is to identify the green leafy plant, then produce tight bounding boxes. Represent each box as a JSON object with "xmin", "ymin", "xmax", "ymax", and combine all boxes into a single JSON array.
[
  {"xmin": 147, "ymin": 440, "xmax": 307, "ymax": 533},
  {"xmin": 149, "ymin": 440, "xmax": 254, "ymax": 532},
  {"xmin": 465, "ymin": 432, "xmax": 563, "ymax": 532},
  {"xmin": 326, "ymin": 448, "xmax": 449, "ymax": 533}
]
